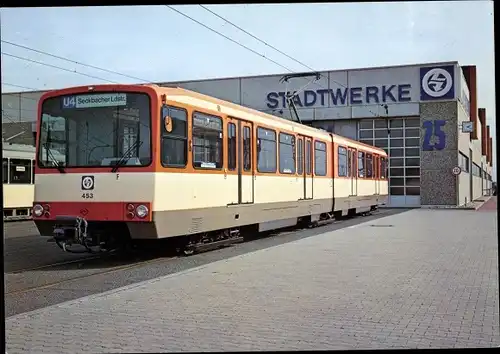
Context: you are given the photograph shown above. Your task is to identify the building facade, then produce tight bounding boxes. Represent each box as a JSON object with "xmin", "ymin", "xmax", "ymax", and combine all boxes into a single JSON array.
[{"xmin": 2, "ymin": 61, "xmax": 494, "ymax": 208}]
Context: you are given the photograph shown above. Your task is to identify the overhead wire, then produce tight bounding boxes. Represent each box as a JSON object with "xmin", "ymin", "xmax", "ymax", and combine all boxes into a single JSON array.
[
  {"xmin": 4, "ymin": 6, "xmax": 384, "ymax": 124},
  {"xmin": 1, "ymin": 39, "xmax": 154, "ymax": 83},
  {"xmin": 5, "ymin": 6, "xmax": 331, "ymax": 94},
  {"xmin": 2, "ymin": 82, "xmax": 39, "ymax": 91},
  {"xmin": 198, "ymin": 4, "xmax": 317, "ymax": 73},
  {"xmin": 196, "ymin": 5, "xmax": 391, "ymax": 121},
  {"xmin": 2, "ymin": 83, "xmax": 41, "ymax": 103},
  {"xmin": 196, "ymin": 4, "xmax": 348, "ymax": 90},
  {"xmin": 166, "ymin": 5, "xmax": 294, "ymax": 73},
  {"xmin": 1, "ymin": 52, "xmax": 119, "ymax": 84}
]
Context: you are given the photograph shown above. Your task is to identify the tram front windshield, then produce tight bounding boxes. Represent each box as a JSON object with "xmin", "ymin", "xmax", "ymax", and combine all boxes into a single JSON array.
[{"xmin": 37, "ymin": 92, "xmax": 151, "ymax": 168}]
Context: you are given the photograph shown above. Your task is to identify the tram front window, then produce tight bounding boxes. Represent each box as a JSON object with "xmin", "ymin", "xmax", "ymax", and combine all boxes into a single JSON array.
[{"xmin": 37, "ymin": 92, "xmax": 152, "ymax": 168}]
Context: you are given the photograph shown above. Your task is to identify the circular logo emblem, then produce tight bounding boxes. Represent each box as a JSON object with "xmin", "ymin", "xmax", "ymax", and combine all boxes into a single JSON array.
[
  {"xmin": 452, "ymin": 166, "xmax": 461, "ymax": 176},
  {"xmin": 422, "ymin": 68, "xmax": 453, "ymax": 98},
  {"xmin": 82, "ymin": 176, "xmax": 94, "ymax": 190}
]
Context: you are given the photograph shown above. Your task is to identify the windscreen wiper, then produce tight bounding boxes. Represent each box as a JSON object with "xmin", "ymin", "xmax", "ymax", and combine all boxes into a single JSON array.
[
  {"xmin": 43, "ymin": 143, "xmax": 66, "ymax": 173},
  {"xmin": 111, "ymin": 140, "xmax": 143, "ymax": 173}
]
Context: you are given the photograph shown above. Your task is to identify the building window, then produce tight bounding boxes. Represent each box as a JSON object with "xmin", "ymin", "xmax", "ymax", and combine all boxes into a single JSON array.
[
  {"xmin": 9, "ymin": 159, "xmax": 31, "ymax": 184},
  {"xmin": 227, "ymin": 123, "xmax": 237, "ymax": 171},
  {"xmin": 458, "ymin": 152, "xmax": 469, "ymax": 173},
  {"xmin": 257, "ymin": 127, "xmax": 276, "ymax": 173},
  {"xmin": 279, "ymin": 133, "xmax": 296, "ymax": 174},
  {"xmin": 297, "ymin": 138, "xmax": 304, "ymax": 175},
  {"xmin": 358, "ymin": 151, "xmax": 365, "ymax": 178},
  {"xmin": 3, "ymin": 158, "xmax": 9, "ymax": 183},
  {"xmin": 314, "ymin": 141, "xmax": 327, "ymax": 176},
  {"xmin": 366, "ymin": 153, "xmax": 373, "ymax": 178},
  {"xmin": 472, "ymin": 163, "xmax": 481, "ymax": 177},
  {"xmin": 359, "ymin": 119, "xmax": 374, "ymax": 130},
  {"xmin": 243, "ymin": 126, "xmax": 251, "ymax": 172},
  {"xmin": 161, "ymin": 106, "xmax": 187, "ymax": 167},
  {"xmin": 338, "ymin": 146, "xmax": 348, "ymax": 177},
  {"xmin": 192, "ymin": 112, "xmax": 223, "ymax": 169}
]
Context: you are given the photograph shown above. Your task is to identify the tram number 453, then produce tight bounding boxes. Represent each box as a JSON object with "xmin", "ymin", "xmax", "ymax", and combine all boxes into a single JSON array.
[
  {"xmin": 81, "ymin": 192, "xmax": 94, "ymax": 199},
  {"xmin": 422, "ymin": 120, "xmax": 446, "ymax": 151}
]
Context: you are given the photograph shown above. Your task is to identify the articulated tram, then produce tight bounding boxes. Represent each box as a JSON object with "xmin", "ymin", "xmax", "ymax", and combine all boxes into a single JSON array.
[{"xmin": 32, "ymin": 84, "xmax": 388, "ymax": 255}]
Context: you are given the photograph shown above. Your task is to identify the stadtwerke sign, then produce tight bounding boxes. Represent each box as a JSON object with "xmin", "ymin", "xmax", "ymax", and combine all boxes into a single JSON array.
[{"xmin": 265, "ymin": 84, "xmax": 412, "ymax": 109}]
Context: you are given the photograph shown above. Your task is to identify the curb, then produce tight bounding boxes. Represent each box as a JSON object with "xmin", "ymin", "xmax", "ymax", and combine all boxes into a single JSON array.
[{"xmin": 420, "ymin": 196, "xmax": 493, "ymax": 211}]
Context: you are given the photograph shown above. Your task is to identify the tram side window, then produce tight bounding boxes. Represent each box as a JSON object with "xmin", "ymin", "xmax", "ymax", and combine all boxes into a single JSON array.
[
  {"xmin": 32, "ymin": 160, "xmax": 35, "ymax": 184},
  {"xmin": 243, "ymin": 126, "xmax": 252, "ymax": 172},
  {"xmin": 161, "ymin": 106, "xmax": 188, "ymax": 167},
  {"xmin": 347, "ymin": 150, "xmax": 352, "ymax": 177},
  {"xmin": 297, "ymin": 139, "xmax": 303, "ymax": 175},
  {"xmin": 314, "ymin": 141, "xmax": 327, "ymax": 176},
  {"xmin": 9, "ymin": 159, "xmax": 31, "ymax": 184},
  {"xmin": 192, "ymin": 112, "xmax": 223, "ymax": 169},
  {"xmin": 350, "ymin": 150, "xmax": 356, "ymax": 177},
  {"xmin": 380, "ymin": 157, "xmax": 387, "ymax": 179},
  {"xmin": 358, "ymin": 151, "xmax": 365, "ymax": 178},
  {"xmin": 279, "ymin": 133, "xmax": 296, "ymax": 174},
  {"xmin": 227, "ymin": 123, "xmax": 237, "ymax": 171},
  {"xmin": 3, "ymin": 158, "xmax": 8, "ymax": 183},
  {"xmin": 338, "ymin": 146, "xmax": 348, "ymax": 177},
  {"xmin": 257, "ymin": 127, "xmax": 276, "ymax": 173},
  {"xmin": 306, "ymin": 140, "xmax": 312, "ymax": 175},
  {"xmin": 366, "ymin": 153, "xmax": 373, "ymax": 178}
]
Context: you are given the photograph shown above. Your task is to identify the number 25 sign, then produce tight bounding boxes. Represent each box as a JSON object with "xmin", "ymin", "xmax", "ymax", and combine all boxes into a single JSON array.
[{"xmin": 422, "ymin": 120, "xmax": 446, "ymax": 151}]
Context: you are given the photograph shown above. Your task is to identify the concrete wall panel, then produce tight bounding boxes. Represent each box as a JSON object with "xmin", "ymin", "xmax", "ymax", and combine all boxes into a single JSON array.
[{"xmin": 420, "ymin": 101, "xmax": 458, "ymax": 206}]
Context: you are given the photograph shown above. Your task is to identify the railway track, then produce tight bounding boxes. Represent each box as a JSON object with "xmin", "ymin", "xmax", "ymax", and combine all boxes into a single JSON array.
[
  {"xmin": 5, "ymin": 255, "xmax": 177, "ymax": 296},
  {"xmin": 8, "ymin": 254, "xmax": 104, "ymax": 274}
]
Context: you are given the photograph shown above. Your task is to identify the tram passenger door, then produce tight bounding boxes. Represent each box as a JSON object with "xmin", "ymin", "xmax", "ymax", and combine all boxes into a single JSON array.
[
  {"xmin": 297, "ymin": 137, "xmax": 305, "ymax": 200},
  {"xmin": 227, "ymin": 117, "xmax": 254, "ymax": 205},
  {"xmin": 305, "ymin": 138, "xmax": 313, "ymax": 199},
  {"xmin": 374, "ymin": 155, "xmax": 380, "ymax": 195},
  {"xmin": 239, "ymin": 121, "xmax": 254, "ymax": 203},
  {"xmin": 349, "ymin": 148, "xmax": 357, "ymax": 196}
]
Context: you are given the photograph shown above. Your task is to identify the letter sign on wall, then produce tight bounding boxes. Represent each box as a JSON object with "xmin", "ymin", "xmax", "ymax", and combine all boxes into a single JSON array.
[
  {"xmin": 265, "ymin": 84, "xmax": 413, "ymax": 109},
  {"xmin": 422, "ymin": 120, "xmax": 446, "ymax": 151}
]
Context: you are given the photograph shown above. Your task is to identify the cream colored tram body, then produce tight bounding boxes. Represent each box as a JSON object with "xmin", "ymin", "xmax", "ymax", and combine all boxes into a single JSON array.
[
  {"xmin": 3, "ymin": 144, "xmax": 36, "ymax": 220},
  {"xmin": 32, "ymin": 84, "xmax": 388, "ymax": 254}
]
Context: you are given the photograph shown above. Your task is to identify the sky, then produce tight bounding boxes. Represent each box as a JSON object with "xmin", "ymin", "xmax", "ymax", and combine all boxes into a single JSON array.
[{"xmin": 0, "ymin": 2, "xmax": 496, "ymax": 176}]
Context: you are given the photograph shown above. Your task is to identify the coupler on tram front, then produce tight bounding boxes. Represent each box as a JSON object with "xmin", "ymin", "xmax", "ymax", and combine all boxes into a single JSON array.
[{"xmin": 32, "ymin": 202, "xmax": 151, "ymax": 254}]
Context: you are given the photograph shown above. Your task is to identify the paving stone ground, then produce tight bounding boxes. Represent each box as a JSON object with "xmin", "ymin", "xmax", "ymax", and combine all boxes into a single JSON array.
[
  {"xmin": 477, "ymin": 196, "xmax": 497, "ymax": 212},
  {"xmin": 6, "ymin": 208, "xmax": 499, "ymax": 352}
]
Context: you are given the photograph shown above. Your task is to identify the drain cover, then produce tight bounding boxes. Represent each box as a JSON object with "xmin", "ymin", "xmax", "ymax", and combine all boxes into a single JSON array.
[{"xmin": 369, "ymin": 224, "xmax": 394, "ymax": 227}]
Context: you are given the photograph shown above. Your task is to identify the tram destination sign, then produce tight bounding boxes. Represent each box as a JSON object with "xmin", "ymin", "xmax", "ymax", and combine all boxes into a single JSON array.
[{"xmin": 62, "ymin": 93, "xmax": 127, "ymax": 109}]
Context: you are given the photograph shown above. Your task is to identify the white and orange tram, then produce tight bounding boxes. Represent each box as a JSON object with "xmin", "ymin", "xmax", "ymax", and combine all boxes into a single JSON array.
[{"xmin": 32, "ymin": 84, "xmax": 388, "ymax": 254}]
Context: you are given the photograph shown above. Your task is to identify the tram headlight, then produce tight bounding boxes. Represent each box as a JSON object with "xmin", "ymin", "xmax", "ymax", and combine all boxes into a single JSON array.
[
  {"xmin": 33, "ymin": 204, "xmax": 44, "ymax": 217},
  {"xmin": 135, "ymin": 204, "xmax": 149, "ymax": 219}
]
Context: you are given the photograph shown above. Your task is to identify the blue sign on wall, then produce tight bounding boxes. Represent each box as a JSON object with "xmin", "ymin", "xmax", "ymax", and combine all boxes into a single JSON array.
[
  {"xmin": 265, "ymin": 84, "xmax": 412, "ymax": 109},
  {"xmin": 420, "ymin": 65, "xmax": 455, "ymax": 101},
  {"xmin": 422, "ymin": 120, "xmax": 447, "ymax": 151}
]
